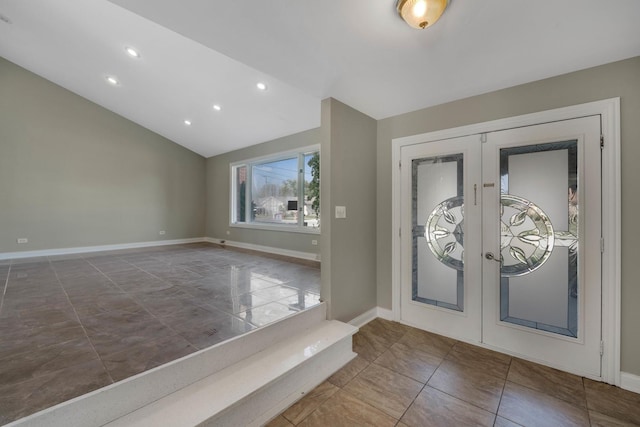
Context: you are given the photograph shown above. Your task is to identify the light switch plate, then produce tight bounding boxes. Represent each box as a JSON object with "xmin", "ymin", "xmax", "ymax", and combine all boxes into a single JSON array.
[{"xmin": 335, "ymin": 206, "xmax": 347, "ymax": 219}]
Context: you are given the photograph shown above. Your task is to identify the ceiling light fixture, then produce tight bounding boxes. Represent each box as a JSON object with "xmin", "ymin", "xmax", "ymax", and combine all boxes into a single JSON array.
[
  {"xmin": 125, "ymin": 46, "xmax": 140, "ymax": 58},
  {"xmin": 213, "ymin": 104, "xmax": 222, "ymax": 111},
  {"xmin": 256, "ymin": 82, "xmax": 267, "ymax": 91},
  {"xmin": 106, "ymin": 76, "xmax": 119, "ymax": 86},
  {"xmin": 396, "ymin": 0, "xmax": 448, "ymax": 30},
  {"xmin": 184, "ymin": 119, "xmax": 192, "ymax": 126}
]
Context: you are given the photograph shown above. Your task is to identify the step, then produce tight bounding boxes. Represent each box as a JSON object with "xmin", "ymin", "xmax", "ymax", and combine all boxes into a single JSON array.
[
  {"xmin": 11, "ymin": 303, "xmax": 358, "ymax": 427},
  {"xmin": 108, "ymin": 319, "xmax": 356, "ymax": 426}
]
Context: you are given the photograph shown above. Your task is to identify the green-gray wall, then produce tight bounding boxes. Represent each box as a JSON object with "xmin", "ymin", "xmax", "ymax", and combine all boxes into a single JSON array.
[
  {"xmin": 205, "ymin": 98, "xmax": 379, "ymax": 323},
  {"xmin": 205, "ymin": 128, "xmax": 321, "ymax": 255},
  {"xmin": 376, "ymin": 56, "xmax": 640, "ymax": 375},
  {"xmin": 3, "ymin": 50, "xmax": 639, "ymax": 376},
  {"xmin": 0, "ymin": 57, "xmax": 206, "ymax": 252},
  {"xmin": 321, "ymin": 98, "xmax": 378, "ymax": 322}
]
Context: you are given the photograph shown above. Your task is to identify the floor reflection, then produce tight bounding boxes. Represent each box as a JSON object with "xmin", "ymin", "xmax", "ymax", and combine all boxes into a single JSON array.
[{"xmin": 0, "ymin": 242, "xmax": 320, "ymax": 423}]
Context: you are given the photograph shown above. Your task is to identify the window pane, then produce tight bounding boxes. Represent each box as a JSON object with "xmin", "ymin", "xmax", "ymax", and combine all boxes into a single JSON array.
[
  {"xmin": 499, "ymin": 140, "xmax": 579, "ymax": 337},
  {"xmin": 413, "ymin": 154, "xmax": 464, "ymax": 312},
  {"xmin": 235, "ymin": 166, "xmax": 247, "ymax": 223},
  {"xmin": 252, "ymin": 157, "xmax": 298, "ymax": 225},
  {"xmin": 304, "ymin": 152, "xmax": 320, "ymax": 228}
]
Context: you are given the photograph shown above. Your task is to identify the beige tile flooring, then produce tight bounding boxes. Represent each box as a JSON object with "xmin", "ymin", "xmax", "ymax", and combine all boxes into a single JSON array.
[{"xmin": 268, "ymin": 318, "xmax": 640, "ymax": 427}]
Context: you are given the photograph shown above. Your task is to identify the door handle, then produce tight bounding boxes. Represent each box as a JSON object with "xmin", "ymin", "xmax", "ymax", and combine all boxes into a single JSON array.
[{"xmin": 485, "ymin": 252, "xmax": 501, "ymax": 263}]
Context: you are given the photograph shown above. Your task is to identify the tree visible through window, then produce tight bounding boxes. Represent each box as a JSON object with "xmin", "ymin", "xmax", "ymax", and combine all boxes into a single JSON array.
[{"xmin": 307, "ymin": 151, "xmax": 320, "ymax": 221}]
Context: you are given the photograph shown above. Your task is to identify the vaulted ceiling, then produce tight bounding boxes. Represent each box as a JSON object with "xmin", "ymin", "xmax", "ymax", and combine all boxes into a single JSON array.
[{"xmin": 1, "ymin": 0, "xmax": 639, "ymax": 157}]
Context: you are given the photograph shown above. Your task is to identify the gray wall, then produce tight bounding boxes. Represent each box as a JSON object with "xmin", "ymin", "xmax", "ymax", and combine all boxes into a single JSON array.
[
  {"xmin": 321, "ymin": 98, "xmax": 378, "ymax": 322},
  {"xmin": 0, "ymin": 57, "xmax": 206, "ymax": 252},
  {"xmin": 205, "ymin": 128, "xmax": 321, "ymax": 255},
  {"xmin": 376, "ymin": 56, "xmax": 640, "ymax": 375},
  {"xmin": 4, "ymin": 49, "xmax": 638, "ymax": 375}
]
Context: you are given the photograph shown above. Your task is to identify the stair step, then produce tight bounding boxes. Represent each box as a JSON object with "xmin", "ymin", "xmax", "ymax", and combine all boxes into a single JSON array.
[
  {"xmin": 11, "ymin": 303, "xmax": 357, "ymax": 427},
  {"xmin": 108, "ymin": 319, "xmax": 357, "ymax": 426}
]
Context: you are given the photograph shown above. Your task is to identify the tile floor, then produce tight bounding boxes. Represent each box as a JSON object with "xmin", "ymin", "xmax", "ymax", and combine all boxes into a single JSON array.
[
  {"xmin": 0, "ymin": 243, "xmax": 320, "ymax": 424},
  {"xmin": 268, "ymin": 318, "xmax": 640, "ymax": 427}
]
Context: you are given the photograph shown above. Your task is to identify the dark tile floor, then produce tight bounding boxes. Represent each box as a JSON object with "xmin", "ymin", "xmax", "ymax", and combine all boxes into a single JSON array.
[
  {"xmin": 268, "ymin": 318, "xmax": 640, "ymax": 427},
  {"xmin": 0, "ymin": 243, "xmax": 320, "ymax": 424}
]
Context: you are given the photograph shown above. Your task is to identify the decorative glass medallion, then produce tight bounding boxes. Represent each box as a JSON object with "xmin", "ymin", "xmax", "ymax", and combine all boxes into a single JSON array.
[
  {"xmin": 425, "ymin": 195, "xmax": 464, "ymax": 271},
  {"xmin": 416, "ymin": 141, "xmax": 579, "ymax": 337},
  {"xmin": 499, "ymin": 194, "xmax": 555, "ymax": 277}
]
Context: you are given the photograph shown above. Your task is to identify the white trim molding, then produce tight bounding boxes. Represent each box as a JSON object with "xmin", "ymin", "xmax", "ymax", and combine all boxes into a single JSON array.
[
  {"xmin": 0, "ymin": 237, "xmax": 320, "ymax": 265},
  {"xmin": 0, "ymin": 238, "xmax": 206, "ymax": 261},
  {"xmin": 377, "ymin": 307, "xmax": 394, "ymax": 321},
  {"xmin": 204, "ymin": 237, "xmax": 320, "ymax": 262},
  {"xmin": 348, "ymin": 306, "xmax": 395, "ymax": 328},
  {"xmin": 348, "ymin": 307, "xmax": 378, "ymax": 328},
  {"xmin": 600, "ymin": 98, "xmax": 622, "ymax": 387},
  {"xmin": 391, "ymin": 98, "xmax": 621, "ymax": 385},
  {"xmin": 620, "ymin": 372, "xmax": 640, "ymax": 395}
]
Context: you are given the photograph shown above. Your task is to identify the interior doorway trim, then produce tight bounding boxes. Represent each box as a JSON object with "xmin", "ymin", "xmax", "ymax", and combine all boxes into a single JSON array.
[{"xmin": 391, "ymin": 98, "xmax": 621, "ymax": 385}]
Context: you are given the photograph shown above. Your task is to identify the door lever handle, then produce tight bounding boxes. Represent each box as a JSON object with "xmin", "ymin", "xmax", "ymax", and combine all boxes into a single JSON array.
[{"xmin": 485, "ymin": 252, "xmax": 502, "ymax": 263}]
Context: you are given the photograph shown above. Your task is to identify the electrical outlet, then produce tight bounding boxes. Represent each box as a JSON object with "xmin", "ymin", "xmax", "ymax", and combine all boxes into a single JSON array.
[
  {"xmin": 226, "ymin": 230, "xmax": 231, "ymax": 235},
  {"xmin": 17, "ymin": 238, "xmax": 28, "ymax": 244},
  {"xmin": 159, "ymin": 230, "xmax": 166, "ymax": 235},
  {"xmin": 335, "ymin": 206, "xmax": 347, "ymax": 219},
  {"xmin": 311, "ymin": 239, "xmax": 318, "ymax": 245}
]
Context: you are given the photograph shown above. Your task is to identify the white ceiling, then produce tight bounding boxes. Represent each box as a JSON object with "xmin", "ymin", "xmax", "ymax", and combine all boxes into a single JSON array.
[{"xmin": 1, "ymin": 0, "xmax": 639, "ymax": 158}]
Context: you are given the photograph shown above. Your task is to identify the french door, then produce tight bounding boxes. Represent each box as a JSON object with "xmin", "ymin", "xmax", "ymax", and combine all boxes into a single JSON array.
[{"xmin": 400, "ymin": 116, "xmax": 602, "ymax": 378}]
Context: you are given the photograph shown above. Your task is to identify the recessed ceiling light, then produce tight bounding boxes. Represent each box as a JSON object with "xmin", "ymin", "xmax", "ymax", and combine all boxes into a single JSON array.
[
  {"xmin": 106, "ymin": 76, "xmax": 119, "ymax": 86},
  {"xmin": 0, "ymin": 13, "xmax": 12, "ymax": 24},
  {"xmin": 213, "ymin": 104, "xmax": 222, "ymax": 111},
  {"xmin": 125, "ymin": 46, "xmax": 140, "ymax": 58},
  {"xmin": 256, "ymin": 82, "xmax": 267, "ymax": 91},
  {"xmin": 184, "ymin": 119, "xmax": 192, "ymax": 126}
]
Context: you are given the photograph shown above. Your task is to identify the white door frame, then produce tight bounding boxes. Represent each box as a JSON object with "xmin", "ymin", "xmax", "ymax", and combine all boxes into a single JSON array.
[{"xmin": 391, "ymin": 98, "xmax": 621, "ymax": 385}]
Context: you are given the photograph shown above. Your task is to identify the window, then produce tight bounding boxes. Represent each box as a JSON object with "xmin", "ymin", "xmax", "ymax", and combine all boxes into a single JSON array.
[{"xmin": 231, "ymin": 147, "xmax": 320, "ymax": 232}]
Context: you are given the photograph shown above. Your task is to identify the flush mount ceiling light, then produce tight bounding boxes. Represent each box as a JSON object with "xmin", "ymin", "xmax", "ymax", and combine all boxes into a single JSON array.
[
  {"xmin": 213, "ymin": 104, "xmax": 222, "ymax": 111},
  {"xmin": 183, "ymin": 119, "xmax": 192, "ymax": 126},
  {"xmin": 256, "ymin": 82, "xmax": 267, "ymax": 91},
  {"xmin": 396, "ymin": 0, "xmax": 448, "ymax": 30},
  {"xmin": 125, "ymin": 46, "xmax": 140, "ymax": 58}
]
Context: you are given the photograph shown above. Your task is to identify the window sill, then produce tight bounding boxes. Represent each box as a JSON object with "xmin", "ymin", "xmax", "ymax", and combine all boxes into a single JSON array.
[{"xmin": 229, "ymin": 223, "xmax": 321, "ymax": 235}]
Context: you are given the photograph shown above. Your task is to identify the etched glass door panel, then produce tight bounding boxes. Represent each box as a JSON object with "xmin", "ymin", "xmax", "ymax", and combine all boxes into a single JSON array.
[
  {"xmin": 400, "ymin": 115, "xmax": 602, "ymax": 378},
  {"xmin": 413, "ymin": 154, "xmax": 464, "ymax": 311},
  {"xmin": 481, "ymin": 115, "xmax": 601, "ymax": 378},
  {"xmin": 400, "ymin": 136, "xmax": 481, "ymax": 343},
  {"xmin": 499, "ymin": 141, "xmax": 578, "ymax": 337}
]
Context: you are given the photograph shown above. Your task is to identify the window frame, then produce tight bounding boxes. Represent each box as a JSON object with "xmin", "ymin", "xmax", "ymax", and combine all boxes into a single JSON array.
[{"xmin": 229, "ymin": 145, "xmax": 320, "ymax": 234}]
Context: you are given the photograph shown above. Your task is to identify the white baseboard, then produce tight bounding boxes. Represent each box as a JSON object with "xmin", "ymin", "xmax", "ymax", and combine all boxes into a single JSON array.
[
  {"xmin": 621, "ymin": 372, "xmax": 640, "ymax": 394},
  {"xmin": 1, "ymin": 237, "xmax": 322, "ymax": 263},
  {"xmin": 0, "ymin": 238, "xmax": 206, "ymax": 261},
  {"xmin": 348, "ymin": 307, "xmax": 378, "ymax": 328},
  {"xmin": 205, "ymin": 237, "xmax": 320, "ymax": 262},
  {"xmin": 376, "ymin": 307, "xmax": 394, "ymax": 321},
  {"xmin": 348, "ymin": 306, "xmax": 395, "ymax": 328}
]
